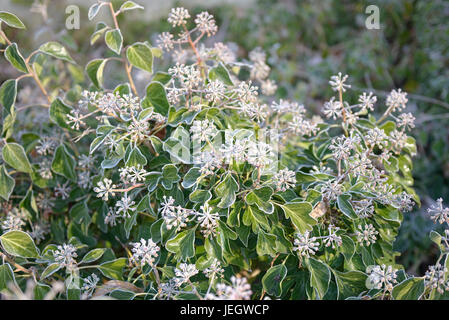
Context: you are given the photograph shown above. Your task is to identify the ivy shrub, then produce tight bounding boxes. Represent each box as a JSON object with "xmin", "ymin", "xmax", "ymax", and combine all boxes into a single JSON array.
[{"xmin": 0, "ymin": 2, "xmax": 447, "ymax": 300}]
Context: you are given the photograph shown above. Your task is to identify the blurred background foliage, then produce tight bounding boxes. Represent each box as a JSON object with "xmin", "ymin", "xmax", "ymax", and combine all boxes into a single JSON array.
[{"xmin": 2, "ymin": 0, "xmax": 449, "ymax": 275}]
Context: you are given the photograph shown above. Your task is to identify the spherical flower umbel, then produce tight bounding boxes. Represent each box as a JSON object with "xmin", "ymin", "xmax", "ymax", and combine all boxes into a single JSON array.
[
  {"xmin": 195, "ymin": 11, "xmax": 218, "ymax": 36},
  {"xmin": 1, "ymin": 214, "xmax": 25, "ymax": 232},
  {"xmin": 358, "ymin": 92, "xmax": 377, "ymax": 112},
  {"xmin": 386, "ymin": 89, "xmax": 408, "ymax": 112},
  {"xmin": 196, "ymin": 203, "xmax": 220, "ymax": 238},
  {"xmin": 93, "ymin": 178, "xmax": 116, "ymax": 201},
  {"xmin": 167, "ymin": 7, "xmax": 190, "ymax": 27},
  {"xmin": 329, "ymin": 72, "xmax": 351, "ymax": 92},
  {"xmin": 293, "ymin": 231, "xmax": 319, "ymax": 257},
  {"xmin": 53, "ymin": 243, "xmax": 78, "ymax": 269},
  {"xmin": 356, "ymin": 224, "xmax": 378, "ymax": 246},
  {"xmin": 272, "ymin": 169, "xmax": 296, "ymax": 192},
  {"xmin": 207, "ymin": 276, "xmax": 252, "ymax": 300},
  {"xmin": 424, "ymin": 264, "xmax": 449, "ymax": 294},
  {"xmin": 157, "ymin": 32, "xmax": 174, "ymax": 51},
  {"xmin": 190, "ymin": 119, "xmax": 218, "ymax": 142},
  {"xmin": 81, "ymin": 273, "xmax": 100, "ymax": 298},
  {"xmin": 174, "ymin": 263, "xmax": 198, "ymax": 286},
  {"xmin": 427, "ymin": 198, "xmax": 449, "ymax": 225},
  {"xmin": 203, "ymin": 259, "xmax": 224, "ymax": 278},
  {"xmin": 130, "ymin": 238, "xmax": 160, "ymax": 267},
  {"xmin": 366, "ymin": 264, "xmax": 398, "ymax": 291}
]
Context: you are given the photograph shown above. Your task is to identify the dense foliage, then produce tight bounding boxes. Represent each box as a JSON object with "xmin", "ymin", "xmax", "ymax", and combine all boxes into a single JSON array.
[{"xmin": 0, "ymin": 1, "xmax": 448, "ymax": 300}]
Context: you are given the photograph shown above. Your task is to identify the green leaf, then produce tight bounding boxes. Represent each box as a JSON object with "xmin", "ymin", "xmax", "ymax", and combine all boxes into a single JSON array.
[
  {"xmin": 392, "ymin": 277, "xmax": 425, "ymax": 300},
  {"xmin": 2, "ymin": 143, "xmax": 33, "ymax": 173},
  {"xmin": 126, "ymin": 42, "xmax": 153, "ymax": 73},
  {"xmin": 125, "ymin": 147, "xmax": 147, "ymax": 167},
  {"xmin": 305, "ymin": 257, "xmax": 331, "ymax": 299},
  {"xmin": 245, "ymin": 186, "xmax": 273, "ymax": 214},
  {"xmin": 161, "ymin": 164, "xmax": 180, "ymax": 189},
  {"xmin": 0, "ymin": 12, "xmax": 26, "ymax": 29},
  {"xmin": 69, "ymin": 201, "xmax": 91, "ymax": 224},
  {"xmin": 337, "ymin": 194, "xmax": 358, "ymax": 219},
  {"xmin": 41, "ymin": 263, "xmax": 61, "ymax": 280},
  {"xmin": 152, "ymin": 72, "xmax": 171, "ymax": 85},
  {"xmin": 340, "ymin": 235, "xmax": 355, "ymax": 263},
  {"xmin": 98, "ymin": 258, "xmax": 127, "ymax": 280},
  {"xmin": 90, "ymin": 22, "xmax": 109, "ymax": 45},
  {"xmin": 0, "ymin": 230, "xmax": 39, "ymax": 258},
  {"xmin": 262, "ymin": 264, "xmax": 287, "ymax": 297},
  {"xmin": 39, "ymin": 42, "xmax": 75, "ymax": 63},
  {"xmin": 189, "ymin": 189, "xmax": 212, "ymax": 203},
  {"xmin": 105, "ymin": 29, "xmax": 123, "ymax": 55},
  {"xmin": 4, "ymin": 43, "xmax": 28, "ymax": 73},
  {"xmin": 333, "ymin": 270, "xmax": 367, "ymax": 300},
  {"xmin": 181, "ymin": 167, "xmax": 201, "ymax": 189},
  {"xmin": 215, "ymin": 173, "xmax": 239, "ymax": 208},
  {"xmin": 86, "ymin": 59, "xmax": 107, "ymax": 88},
  {"xmin": 0, "ymin": 165, "xmax": 15, "ymax": 201},
  {"xmin": 49, "ymin": 98, "xmax": 72, "ymax": 130},
  {"xmin": 256, "ymin": 230, "xmax": 277, "ymax": 257},
  {"xmin": 278, "ymin": 202, "xmax": 316, "ymax": 233},
  {"xmin": 209, "ymin": 62, "xmax": 233, "ymax": 85},
  {"xmin": 51, "ymin": 144, "xmax": 77, "ymax": 181},
  {"xmin": 165, "ymin": 227, "xmax": 196, "ymax": 261},
  {"xmin": 0, "ymin": 263, "xmax": 16, "ymax": 291},
  {"xmin": 81, "ymin": 248, "xmax": 107, "ymax": 264},
  {"xmin": 88, "ymin": 2, "xmax": 106, "ymax": 20},
  {"xmin": 145, "ymin": 81, "xmax": 170, "ymax": 115},
  {"xmin": 0, "ymin": 79, "xmax": 17, "ymax": 115},
  {"xmin": 242, "ymin": 205, "xmax": 268, "ymax": 232},
  {"xmin": 19, "ymin": 188, "xmax": 38, "ymax": 220},
  {"xmin": 119, "ymin": 1, "xmax": 144, "ymax": 13}
]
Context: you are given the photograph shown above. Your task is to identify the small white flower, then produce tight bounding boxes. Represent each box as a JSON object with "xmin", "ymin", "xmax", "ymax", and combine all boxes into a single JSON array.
[
  {"xmin": 104, "ymin": 208, "xmax": 121, "ymax": 227},
  {"xmin": 427, "ymin": 198, "xmax": 449, "ymax": 225},
  {"xmin": 329, "ymin": 72, "xmax": 351, "ymax": 92},
  {"xmin": 53, "ymin": 243, "xmax": 78, "ymax": 269},
  {"xmin": 365, "ymin": 127, "xmax": 388, "ymax": 149},
  {"xmin": 55, "ymin": 182, "xmax": 71, "ymax": 200},
  {"xmin": 425, "ymin": 264, "xmax": 449, "ymax": 294},
  {"xmin": 205, "ymin": 80, "xmax": 225, "ymax": 103},
  {"xmin": 190, "ymin": 119, "xmax": 218, "ymax": 142},
  {"xmin": 81, "ymin": 273, "xmax": 100, "ymax": 298},
  {"xmin": 1, "ymin": 214, "xmax": 25, "ymax": 232},
  {"xmin": 246, "ymin": 142, "xmax": 274, "ymax": 168},
  {"xmin": 130, "ymin": 238, "xmax": 160, "ymax": 267},
  {"xmin": 94, "ymin": 178, "xmax": 116, "ymax": 201},
  {"xmin": 366, "ymin": 264, "xmax": 397, "ymax": 291},
  {"xmin": 203, "ymin": 259, "xmax": 224, "ymax": 278},
  {"xmin": 195, "ymin": 11, "xmax": 217, "ymax": 36},
  {"xmin": 174, "ymin": 263, "xmax": 198, "ymax": 286},
  {"xmin": 386, "ymin": 89, "xmax": 408, "ymax": 112},
  {"xmin": 167, "ymin": 7, "xmax": 190, "ymax": 27},
  {"xmin": 321, "ymin": 180, "xmax": 343, "ymax": 202},
  {"xmin": 157, "ymin": 32, "xmax": 174, "ymax": 51},
  {"xmin": 293, "ymin": 231, "xmax": 319, "ymax": 257},
  {"xmin": 358, "ymin": 92, "xmax": 377, "ymax": 112},
  {"xmin": 353, "ymin": 199, "xmax": 375, "ymax": 218},
  {"xmin": 323, "ymin": 224, "xmax": 342, "ymax": 249},
  {"xmin": 273, "ymin": 169, "xmax": 296, "ymax": 192},
  {"xmin": 210, "ymin": 276, "xmax": 252, "ymax": 300},
  {"xmin": 356, "ymin": 224, "xmax": 378, "ymax": 246},
  {"xmin": 396, "ymin": 113, "xmax": 415, "ymax": 130},
  {"xmin": 196, "ymin": 203, "xmax": 219, "ymax": 238},
  {"xmin": 36, "ymin": 137, "xmax": 57, "ymax": 155},
  {"xmin": 261, "ymin": 79, "xmax": 277, "ymax": 96},
  {"xmin": 323, "ymin": 97, "xmax": 342, "ymax": 120},
  {"xmin": 115, "ymin": 194, "xmax": 136, "ymax": 218}
]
